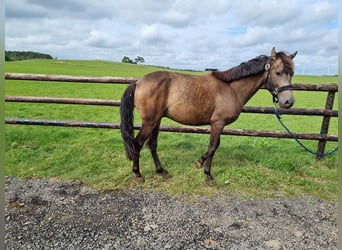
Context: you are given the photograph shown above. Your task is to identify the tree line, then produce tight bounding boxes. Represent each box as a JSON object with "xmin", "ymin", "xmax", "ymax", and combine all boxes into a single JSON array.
[
  {"xmin": 5, "ymin": 51, "xmax": 146, "ymax": 65},
  {"xmin": 5, "ymin": 51, "xmax": 54, "ymax": 61},
  {"xmin": 121, "ymin": 56, "xmax": 145, "ymax": 64}
]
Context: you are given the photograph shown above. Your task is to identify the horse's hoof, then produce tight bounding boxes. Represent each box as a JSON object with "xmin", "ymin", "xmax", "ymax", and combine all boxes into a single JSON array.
[
  {"xmin": 157, "ymin": 170, "xmax": 172, "ymax": 179},
  {"xmin": 135, "ymin": 176, "xmax": 145, "ymax": 183},
  {"xmin": 205, "ymin": 177, "xmax": 216, "ymax": 186},
  {"xmin": 195, "ymin": 160, "xmax": 203, "ymax": 168},
  {"xmin": 162, "ymin": 172, "xmax": 172, "ymax": 179}
]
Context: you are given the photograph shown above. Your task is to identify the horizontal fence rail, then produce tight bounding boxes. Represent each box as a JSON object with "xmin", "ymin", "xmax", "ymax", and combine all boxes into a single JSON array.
[
  {"xmin": 5, "ymin": 96, "xmax": 122, "ymax": 106},
  {"xmin": 4, "ymin": 118, "xmax": 338, "ymax": 142},
  {"xmin": 5, "ymin": 73, "xmax": 338, "ymax": 159},
  {"xmin": 5, "ymin": 73, "xmax": 136, "ymax": 84},
  {"xmin": 4, "ymin": 96, "xmax": 339, "ymax": 117},
  {"xmin": 5, "ymin": 73, "xmax": 338, "ymax": 91}
]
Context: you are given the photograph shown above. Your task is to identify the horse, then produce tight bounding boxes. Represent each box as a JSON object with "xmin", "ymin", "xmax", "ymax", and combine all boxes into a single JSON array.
[{"xmin": 120, "ymin": 47, "xmax": 297, "ymax": 185}]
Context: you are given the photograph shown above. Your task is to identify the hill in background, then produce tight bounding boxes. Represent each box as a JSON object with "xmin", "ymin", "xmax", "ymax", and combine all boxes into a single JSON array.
[{"xmin": 5, "ymin": 51, "xmax": 54, "ymax": 61}]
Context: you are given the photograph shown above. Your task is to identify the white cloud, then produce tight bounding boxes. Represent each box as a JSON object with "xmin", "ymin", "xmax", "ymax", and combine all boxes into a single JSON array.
[
  {"xmin": 236, "ymin": 0, "xmax": 301, "ymax": 27},
  {"xmin": 141, "ymin": 25, "xmax": 164, "ymax": 43},
  {"xmin": 5, "ymin": 0, "xmax": 338, "ymax": 75},
  {"xmin": 85, "ymin": 30, "xmax": 124, "ymax": 49}
]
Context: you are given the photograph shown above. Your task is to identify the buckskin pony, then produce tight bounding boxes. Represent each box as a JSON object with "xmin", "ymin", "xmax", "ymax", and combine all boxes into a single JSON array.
[{"xmin": 120, "ymin": 47, "xmax": 297, "ymax": 184}]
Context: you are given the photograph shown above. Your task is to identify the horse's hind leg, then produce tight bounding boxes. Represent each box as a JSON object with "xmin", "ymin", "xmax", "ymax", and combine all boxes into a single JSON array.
[
  {"xmin": 131, "ymin": 123, "xmax": 156, "ymax": 182},
  {"xmin": 146, "ymin": 122, "xmax": 171, "ymax": 179}
]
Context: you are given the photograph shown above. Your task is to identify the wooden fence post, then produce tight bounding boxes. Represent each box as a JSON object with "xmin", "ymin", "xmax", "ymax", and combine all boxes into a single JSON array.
[{"xmin": 316, "ymin": 91, "xmax": 336, "ymax": 160}]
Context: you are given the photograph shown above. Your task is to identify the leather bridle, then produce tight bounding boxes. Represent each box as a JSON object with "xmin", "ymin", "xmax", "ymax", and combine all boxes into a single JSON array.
[{"xmin": 264, "ymin": 62, "xmax": 293, "ymax": 105}]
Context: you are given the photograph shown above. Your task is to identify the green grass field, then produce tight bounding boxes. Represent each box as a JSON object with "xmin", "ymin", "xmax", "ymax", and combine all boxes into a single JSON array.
[{"xmin": 5, "ymin": 59, "xmax": 338, "ymax": 200}]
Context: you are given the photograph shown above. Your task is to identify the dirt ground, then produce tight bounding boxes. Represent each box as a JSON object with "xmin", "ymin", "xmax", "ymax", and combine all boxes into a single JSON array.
[{"xmin": 5, "ymin": 176, "xmax": 337, "ymax": 249}]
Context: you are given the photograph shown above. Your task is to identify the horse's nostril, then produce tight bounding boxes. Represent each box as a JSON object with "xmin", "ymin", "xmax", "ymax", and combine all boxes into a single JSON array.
[{"xmin": 284, "ymin": 99, "xmax": 294, "ymax": 109}]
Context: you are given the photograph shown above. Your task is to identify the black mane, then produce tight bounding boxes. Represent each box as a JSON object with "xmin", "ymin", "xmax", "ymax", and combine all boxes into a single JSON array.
[{"xmin": 212, "ymin": 55, "xmax": 269, "ymax": 83}]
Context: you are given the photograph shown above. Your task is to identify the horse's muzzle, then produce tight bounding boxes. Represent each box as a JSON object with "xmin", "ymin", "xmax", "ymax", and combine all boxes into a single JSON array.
[{"xmin": 280, "ymin": 98, "xmax": 295, "ymax": 109}]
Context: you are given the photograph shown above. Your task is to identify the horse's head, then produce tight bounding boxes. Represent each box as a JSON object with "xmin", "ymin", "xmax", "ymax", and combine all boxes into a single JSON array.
[{"xmin": 265, "ymin": 47, "xmax": 297, "ymax": 109}]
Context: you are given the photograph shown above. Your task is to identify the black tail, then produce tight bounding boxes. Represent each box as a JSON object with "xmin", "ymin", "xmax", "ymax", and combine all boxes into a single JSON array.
[{"xmin": 120, "ymin": 83, "xmax": 137, "ymax": 161}]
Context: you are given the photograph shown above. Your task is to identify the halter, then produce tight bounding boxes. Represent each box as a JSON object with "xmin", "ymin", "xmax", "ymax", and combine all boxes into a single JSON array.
[{"xmin": 264, "ymin": 62, "xmax": 293, "ymax": 105}]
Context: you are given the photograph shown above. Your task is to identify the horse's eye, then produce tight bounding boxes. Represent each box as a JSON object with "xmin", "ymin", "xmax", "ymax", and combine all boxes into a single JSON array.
[{"xmin": 276, "ymin": 72, "xmax": 282, "ymax": 76}]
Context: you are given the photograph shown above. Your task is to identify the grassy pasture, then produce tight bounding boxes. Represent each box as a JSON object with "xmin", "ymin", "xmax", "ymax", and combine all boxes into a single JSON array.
[{"xmin": 5, "ymin": 59, "xmax": 338, "ymax": 200}]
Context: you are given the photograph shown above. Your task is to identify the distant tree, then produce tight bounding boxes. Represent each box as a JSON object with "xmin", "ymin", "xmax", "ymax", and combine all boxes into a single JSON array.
[
  {"xmin": 121, "ymin": 56, "xmax": 134, "ymax": 64},
  {"xmin": 134, "ymin": 56, "xmax": 145, "ymax": 64}
]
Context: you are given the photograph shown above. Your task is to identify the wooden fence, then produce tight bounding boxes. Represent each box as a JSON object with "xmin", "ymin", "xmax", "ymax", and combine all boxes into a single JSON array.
[{"xmin": 5, "ymin": 73, "xmax": 338, "ymax": 159}]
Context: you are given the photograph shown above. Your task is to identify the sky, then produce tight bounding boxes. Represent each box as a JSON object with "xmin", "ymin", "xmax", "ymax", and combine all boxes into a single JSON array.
[{"xmin": 5, "ymin": 0, "xmax": 338, "ymax": 75}]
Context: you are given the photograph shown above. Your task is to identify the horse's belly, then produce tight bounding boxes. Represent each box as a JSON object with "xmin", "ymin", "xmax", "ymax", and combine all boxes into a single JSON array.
[{"xmin": 166, "ymin": 105, "xmax": 212, "ymax": 125}]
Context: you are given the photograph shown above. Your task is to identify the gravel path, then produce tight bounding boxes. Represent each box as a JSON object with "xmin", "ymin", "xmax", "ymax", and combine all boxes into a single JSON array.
[{"xmin": 5, "ymin": 176, "xmax": 337, "ymax": 249}]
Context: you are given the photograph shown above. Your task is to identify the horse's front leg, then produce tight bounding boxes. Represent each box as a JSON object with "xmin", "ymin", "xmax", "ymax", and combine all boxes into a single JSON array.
[{"xmin": 198, "ymin": 123, "xmax": 223, "ymax": 185}]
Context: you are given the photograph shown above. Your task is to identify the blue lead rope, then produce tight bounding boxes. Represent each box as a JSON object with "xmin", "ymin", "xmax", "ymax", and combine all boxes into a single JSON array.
[{"xmin": 274, "ymin": 109, "xmax": 338, "ymax": 157}]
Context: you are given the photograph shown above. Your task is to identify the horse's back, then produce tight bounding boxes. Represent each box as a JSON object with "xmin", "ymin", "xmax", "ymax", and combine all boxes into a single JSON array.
[{"xmin": 134, "ymin": 71, "xmax": 219, "ymax": 125}]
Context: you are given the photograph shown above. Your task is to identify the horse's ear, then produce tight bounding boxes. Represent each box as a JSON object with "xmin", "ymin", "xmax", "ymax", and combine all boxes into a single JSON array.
[
  {"xmin": 271, "ymin": 47, "xmax": 276, "ymax": 61},
  {"xmin": 289, "ymin": 51, "xmax": 297, "ymax": 59}
]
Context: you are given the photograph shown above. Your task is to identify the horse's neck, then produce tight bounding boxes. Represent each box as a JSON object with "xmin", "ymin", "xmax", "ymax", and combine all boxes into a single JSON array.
[{"xmin": 230, "ymin": 72, "xmax": 267, "ymax": 106}]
